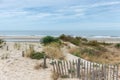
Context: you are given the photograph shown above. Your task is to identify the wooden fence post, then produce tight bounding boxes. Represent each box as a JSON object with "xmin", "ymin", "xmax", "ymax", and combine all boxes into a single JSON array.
[
  {"xmin": 51, "ymin": 59, "xmax": 120, "ymax": 80},
  {"xmin": 22, "ymin": 51, "xmax": 24, "ymax": 57},
  {"xmin": 43, "ymin": 56, "xmax": 47, "ymax": 68},
  {"xmin": 116, "ymin": 64, "xmax": 119, "ymax": 80},
  {"xmin": 7, "ymin": 46, "xmax": 8, "ymax": 51},
  {"xmin": 77, "ymin": 59, "xmax": 80, "ymax": 78}
]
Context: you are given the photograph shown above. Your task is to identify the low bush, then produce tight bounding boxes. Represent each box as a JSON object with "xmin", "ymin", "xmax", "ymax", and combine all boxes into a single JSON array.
[
  {"xmin": 95, "ymin": 46, "xmax": 107, "ymax": 52},
  {"xmin": 41, "ymin": 36, "xmax": 60, "ymax": 45},
  {"xmin": 115, "ymin": 43, "xmax": 120, "ymax": 48},
  {"xmin": 81, "ymin": 48, "xmax": 96, "ymax": 56},
  {"xmin": 59, "ymin": 34, "xmax": 81, "ymax": 46},
  {"xmin": 87, "ymin": 40, "xmax": 99, "ymax": 46},
  {"xmin": 99, "ymin": 42, "xmax": 112, "ymax": 46},
  {"xmin": 0, "ymin": 39, "xmax": 4, "ymax": 44},
  {"xmin": 30, "ymin": 52, "xmax": 45, "ymax": 60},
  {"xmin": 0, "ymin": 39, "xmax": 5, "ymax": 48},
  {"xmin": 71, "ymin": 39, "xmax": 80, "ymax": 46}
]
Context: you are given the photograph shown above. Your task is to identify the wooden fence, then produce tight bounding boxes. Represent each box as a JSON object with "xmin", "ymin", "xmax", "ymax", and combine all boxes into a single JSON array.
[{"xmin": 51, "ymin": 59, "xmax": 119, "ymax": 80}]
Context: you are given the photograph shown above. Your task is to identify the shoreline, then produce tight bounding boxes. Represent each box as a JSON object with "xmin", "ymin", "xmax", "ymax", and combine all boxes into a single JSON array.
[
  {"xmin": 0, "ymin": 35, "xmax": 120, "ymax": 43},
  {"xmin": 87, "ymin": 37, "xmax": 120, "ymax": 43},
  {"xmin": 0, "ymin": 36, "xmax": 43, "ymax": 42}
]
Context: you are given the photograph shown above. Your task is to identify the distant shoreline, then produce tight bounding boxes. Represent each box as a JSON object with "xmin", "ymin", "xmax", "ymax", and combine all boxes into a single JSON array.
[
  {"xmin": 0, "ymin": 35, "xmax": 120, "ymax": 43},
  {"xmin": 87, "ymin": 37, "xmax": 120, "ymax": 43},
  {"xmin": 0, "ymin": 36, "xmax": 43, "ymax": 42}
]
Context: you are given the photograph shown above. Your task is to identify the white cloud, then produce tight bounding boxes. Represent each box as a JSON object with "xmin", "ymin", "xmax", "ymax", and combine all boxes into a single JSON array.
[
  {"xmin": 27, "ymin": 13, "xmax": 52, "ymax": 19},
  {"xmin": 91, "ymin": 1, "xmax": 120, "ymax": 8},
  {"xmin": 0, "ymin": 10, "xmax": 28, "ymax": 17},
  {"xmin": 0, "ymin": 0, "xmax": 120, "ymax": 21}
]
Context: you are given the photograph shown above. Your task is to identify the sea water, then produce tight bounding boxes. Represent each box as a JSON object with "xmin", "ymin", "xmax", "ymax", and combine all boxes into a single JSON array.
[{"xmin": 0, "ymin": 30, "xmax": 120, "ymax": 38}]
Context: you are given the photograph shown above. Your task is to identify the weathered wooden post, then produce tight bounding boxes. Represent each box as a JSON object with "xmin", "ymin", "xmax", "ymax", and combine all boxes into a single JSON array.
[
  {"xmin": 77, "ymin": 59, "xmax": 80, "ymax": 78},
  {"xmin": 22, "ymin": 51, "xmax": 24, "ymax": 57},
  {"xmin": 116, "ymin": 64, "xmax": 119, "ymax": 80},
  {"xmin": 7, "ymin": 46, "xmax": 8, "ymax": 51},
  {"xmin": 43, "ymin": 55, "xmax": 47, "ymax": 68}
]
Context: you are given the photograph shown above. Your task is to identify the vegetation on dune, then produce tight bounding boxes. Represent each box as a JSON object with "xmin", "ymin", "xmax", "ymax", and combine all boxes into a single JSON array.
[
  {"xmin": 14, "ymin": 43, "xmax": 21, "ymax": 50},
  {"xmin": 41, "ymin": 36, "xmax": 60, "ymax": 45},
  {"xmin": 43, "ymin": 42, "xmax": 65, "ymax": 60},
  {"xmin": 69, "ymin": 46, "xmax": 107, "ymax": 58},
  {"xmin": 86, "ymin": 40, "xmax": 99, "ymax": 46},
  {"xmin": 40, "ymin": 36, "xmax": 65, "ymax": 60},
  {"xmin": 59, "ymin": 34, "xmax": 84, "ymax": 46},
  {"xmin": 30, "ymin": 52, "xmax": 45, "ymax": 60},
  {"xmin": 69, "ymin": 47, "xmax": 114, "ymax": 64},
  {"xmin": 40, "ymin": 35, "xmax": 120, "ymax": 64},
  {"xmin": 0, "ymin": 39, "xmax": 4, "ymax": 44},
  {"xmin": 0, "ymin": 39, "xmax": 5, "ymax": 48},
  {"xmin": 59, "ymin": 35, "xmax": 119, "ymax": 64},
  {"xmin": 115, "ymin": 43, "xmax": 120, "ymax": 49},
  {"xmin": 25, "ymin": 45, "xmax": 45, "ymax": 60},
  {"xmin": 26, "ymin": 49, "xmax": 45, "ymax": 60}
]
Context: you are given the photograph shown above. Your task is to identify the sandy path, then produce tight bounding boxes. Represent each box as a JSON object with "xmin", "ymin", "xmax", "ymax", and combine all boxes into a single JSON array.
[
  {"xmin": 0, "ymin": 42, "xmax": 52, "ymax": 80},
  {"xmin": 0, "ymin": 42, "xmax": 120, "ymax": 80},
  {"xmin": 0, "ymin": 58, "xmax": 52, "ymax": 80}
]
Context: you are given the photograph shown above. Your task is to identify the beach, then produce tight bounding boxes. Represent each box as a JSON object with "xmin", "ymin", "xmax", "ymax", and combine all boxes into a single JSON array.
[
  {"xmin": 88, "ymin": 37, "xmax": 120, "ymax": 43},
  {"xmin": 0, "ymin": 36, "xmax": 120, "ymax": 80},
  {"xmin": 0, "ymin": 36, "xmax": 43, "ymax": 42},
  {"xmin": 1, "ymin": 35, "xmax": 120, "ymax": 43},
  {"xmin": 0, "ymin": 41, "xmax": 53, "ymax": 80}
]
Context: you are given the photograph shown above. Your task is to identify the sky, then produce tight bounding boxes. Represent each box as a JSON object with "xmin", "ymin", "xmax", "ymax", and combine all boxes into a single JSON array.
[{"xmin": 0, "ymin": 0, "xmax": 120, "ymax": 31}]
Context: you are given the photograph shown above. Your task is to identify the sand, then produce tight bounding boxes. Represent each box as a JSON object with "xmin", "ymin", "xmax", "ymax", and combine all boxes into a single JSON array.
[
  {"xmin": 1, "ymin": 35, "xmax": 120, "ymax": 43},
  {"xmin": 88, "ymin": 37, "xmax": 120, "ymax": 43},
  {"xmin": 0, "ymin": 36, "xmax": 120, "ymax": 80},
  {"xmin": 0, "ymin": 42, "xmax": 53, "ymax": 80}
]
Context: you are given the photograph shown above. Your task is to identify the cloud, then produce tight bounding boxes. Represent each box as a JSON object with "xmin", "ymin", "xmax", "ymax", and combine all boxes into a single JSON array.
[
  {"xmin": 0, "ymin": 10, "xmax": 28, "ymax": 18},
  {"xmin": 90, "ymin": 1, "xmax": 120, "ymax": 8},
  {"xmin": 0, "ymin": 0, "xmax": 120, "ymax": 22}
]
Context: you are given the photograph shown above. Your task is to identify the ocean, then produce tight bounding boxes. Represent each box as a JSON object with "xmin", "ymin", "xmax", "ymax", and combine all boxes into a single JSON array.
[
  {"xmin": 0, "ymin": 30, "xmax": 120, "ymax": 38},
  {"xmin": 0, "ymin": 30, "xmax": 120, "ymax": 42}
]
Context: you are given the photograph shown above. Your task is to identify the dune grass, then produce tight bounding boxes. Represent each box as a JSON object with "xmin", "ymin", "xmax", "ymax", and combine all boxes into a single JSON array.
[
  {"xmin": 14, "ymin": 43, "xmax": 21, "ymax": 50},
  {"xmin": 41, "ymin": 35, "xmax": 120, "ymax": 64},
  {"xmin": 43, "ymin": 42, "xmax": 65, "ymax": 60},
  {"xmin": 0, "ymin": 39, "xmax": 6, "ymax": 48}
]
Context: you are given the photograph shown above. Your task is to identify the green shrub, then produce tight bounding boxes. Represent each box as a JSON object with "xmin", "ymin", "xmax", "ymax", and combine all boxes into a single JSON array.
[
  {"xmin": 99, "ymin": 42, "xmax": 112, "ymax": 46},
  {"xmin": 95, "ymin": 46, "xmax": 107, "ymax": 52},
  {"xmin": 81, "ymin": 48, "xmax": 96, "ymax": 56},
  {"xmin": 0, "ymin": 39, "xmax": 5, "ymax": 48},
  {"xmin": 41, "ymin": 36, "xmax": 60, "ymax": 45},
  {"xmin": 115, "ymin": 43, "xmax": 120, "ymax": 48},
  {"xmin": 30, "ymin": 52, "xmax": 45, "ymax": 60},
  {"xmin": 73, "ymin": 52, "xmax": 81, "ymax": 57},
  {"xmin": 71, "ymin": 39, "xmax": 80, "ymax": 46},
  {"xmin": 0, "ymin": 39, "xmax": 4, "ymax": 44},
  {"xmin": 59, "ymin": 34, "xmax": 81, "ymax": 46},
  {"xmin": 60, "ymin": 75, "xmax": 69, "ymax": 78},
  {"xmin": 59, "ymin": 34, "xmax": 73, "ymax": 41},
  {"xmin": 87, "ymin": 40, "xmax": 99, "ymax": 46}
]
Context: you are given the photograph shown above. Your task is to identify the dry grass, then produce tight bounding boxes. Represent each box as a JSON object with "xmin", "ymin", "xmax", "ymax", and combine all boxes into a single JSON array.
[
  {"xmin": 68, "ymin": 47, "xmax": 80, "ymax": 54},
  {"xmin": 24, "ymin": 45, "xmax": 34, "ymax": 57},
  {"xmin": 43, "ymin": 42, "xmax": 65, "ymax": 60},
  {"xmin": 34, "ymin": 62, "xmax": 41, "ymax": 70},
  {"xmin": 34, "ymin": 62, "xmax": 45, "ymax": 70},
  {"xmin": 51, "ymin": 72, "xmax": 59, "ymax": 80},
  {"xmin": 68, "ymin": 44, "xmax": 120, "ymax": 64},
  {"xmin": 1, "ymin": 52, "xmax": 10, "ymax": 59},
  {"xmin": 14, "ymin": 43, "xmax": 21, "ymax": 50}
]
